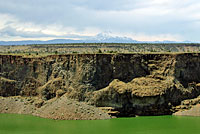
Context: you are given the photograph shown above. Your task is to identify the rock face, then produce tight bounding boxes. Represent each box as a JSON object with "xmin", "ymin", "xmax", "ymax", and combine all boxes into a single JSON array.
[{"xmin": 1, "ymin": 53, "xmax": 200, "ymax": 117}]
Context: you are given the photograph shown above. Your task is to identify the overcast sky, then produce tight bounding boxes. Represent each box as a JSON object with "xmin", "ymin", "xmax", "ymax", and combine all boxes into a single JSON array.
[{"xmin": 0, "ymin": 0, "xmax": 200, "ymax": 41}]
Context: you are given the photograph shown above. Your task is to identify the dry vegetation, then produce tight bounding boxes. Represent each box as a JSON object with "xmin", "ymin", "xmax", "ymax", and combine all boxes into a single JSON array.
[{"xmin": 0, "ymin": 43, "xmax": 200, "ymax": 57}]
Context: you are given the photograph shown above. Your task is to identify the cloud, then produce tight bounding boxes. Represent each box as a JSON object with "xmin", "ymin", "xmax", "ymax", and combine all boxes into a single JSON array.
[
  {"xmin": 0, "ymin": 24, "xmax": 94, "ymax": 40},
  {"xmin": 0, "ymin": 26, "xmax": 45, "ymax": 38},
  {"xmin": 0, "ymin": 0, "xmax": 200, "ymax": 41},
  {"xmin": 0, "ymin": 13, "xmax": 97, "ymax": 40}
]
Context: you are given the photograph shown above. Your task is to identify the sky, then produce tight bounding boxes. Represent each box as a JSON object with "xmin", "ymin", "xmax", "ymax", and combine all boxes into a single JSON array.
[{"xmin": 0, "ymin": 0, "xmax": 200, "ymax": 42}]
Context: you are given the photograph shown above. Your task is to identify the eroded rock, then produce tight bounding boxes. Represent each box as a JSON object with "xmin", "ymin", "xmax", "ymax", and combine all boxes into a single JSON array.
[{"xmin": 1, "ymin": 53, "xmax": 200, "ymax": 117}]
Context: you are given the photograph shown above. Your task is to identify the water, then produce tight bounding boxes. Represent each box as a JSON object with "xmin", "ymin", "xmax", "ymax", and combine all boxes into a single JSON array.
[{"xmin": 0, "ymin": 114, "xmax": 200, "ymax": 134}]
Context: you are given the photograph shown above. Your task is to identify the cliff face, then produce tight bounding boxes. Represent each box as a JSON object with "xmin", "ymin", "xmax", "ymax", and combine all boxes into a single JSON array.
[
  {"xmin": 0, "ymin": 53, "xmax": 200, "ymax": 116},
  {"xmin": 0, "ymin": 54, "xmax": 148, "ymax": 98}
]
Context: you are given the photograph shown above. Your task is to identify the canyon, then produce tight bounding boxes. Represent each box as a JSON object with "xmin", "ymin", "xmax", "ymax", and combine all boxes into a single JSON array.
[{"xmin": 0, "ymin": 53, "xmax": 200, "ymax": 119}]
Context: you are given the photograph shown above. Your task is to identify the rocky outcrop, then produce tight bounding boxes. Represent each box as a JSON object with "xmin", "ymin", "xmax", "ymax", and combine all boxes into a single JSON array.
[
  {"xmin": 1, "ymin": 53, "xmax": 200, "ymax": 117},
  {"xmin": 173, "ymin": 94, "xmax": 200, "ymax": 116},
  {"xmin": 173, "ymin": 104, "xmax": 200, "ymax": 116},
  {"xmin": 90, "ymin": 76, "xmax": 200, "ymax": 116}
]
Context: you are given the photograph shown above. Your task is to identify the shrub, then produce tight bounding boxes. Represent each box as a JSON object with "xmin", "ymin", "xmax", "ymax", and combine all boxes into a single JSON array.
[{"xmin": 98, "ymin": 49, "xmax": 102, "ymax": 53}]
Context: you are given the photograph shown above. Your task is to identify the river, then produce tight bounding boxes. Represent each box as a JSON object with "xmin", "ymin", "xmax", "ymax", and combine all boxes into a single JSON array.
[{"xmin": 0, "ymin": 114, "xmax": 199, "ymax": 134}]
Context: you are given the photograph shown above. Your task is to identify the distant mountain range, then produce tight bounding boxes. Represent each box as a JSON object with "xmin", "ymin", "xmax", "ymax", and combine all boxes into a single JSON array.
[{"xmin": 0, "ymin": 33, "xmax": 196, "ymax": 45}]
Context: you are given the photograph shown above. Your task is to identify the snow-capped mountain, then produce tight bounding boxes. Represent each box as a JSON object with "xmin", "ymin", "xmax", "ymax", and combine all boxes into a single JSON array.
[
  {"xmin": 0, "ymin": 33, "xmax": 196, "ymax": 45},
  {"xmin": 86, "ymin": 33, "xmax": 138, "ymax": 43}
]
